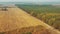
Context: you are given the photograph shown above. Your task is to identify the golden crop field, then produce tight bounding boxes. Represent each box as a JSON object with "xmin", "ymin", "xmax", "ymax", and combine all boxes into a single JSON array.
[{"xmin": 0, "ymin": 6, "xmax": 60, "ymax": 34}]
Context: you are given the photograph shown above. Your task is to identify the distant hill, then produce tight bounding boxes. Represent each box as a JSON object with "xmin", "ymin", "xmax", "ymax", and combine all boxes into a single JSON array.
[{"xmin": 0, "ymin": 2, "xmax": 60, "ymax": 5}]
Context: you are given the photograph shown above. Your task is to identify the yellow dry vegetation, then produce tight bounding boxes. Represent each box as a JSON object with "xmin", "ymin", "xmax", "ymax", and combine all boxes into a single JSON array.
[
  {"xmin": 0, "ymin": 7, "xmax": 46, "ymax": 32},
  {"xmin": 0, "ymin": 6, "xmax": 60, "ymax": 34}
]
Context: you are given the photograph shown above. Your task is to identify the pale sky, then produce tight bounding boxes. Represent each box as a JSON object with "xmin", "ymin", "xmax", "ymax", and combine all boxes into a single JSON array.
[{"xmin": 0, "ymin": 0, "xmax": 60, "ymax": 2}]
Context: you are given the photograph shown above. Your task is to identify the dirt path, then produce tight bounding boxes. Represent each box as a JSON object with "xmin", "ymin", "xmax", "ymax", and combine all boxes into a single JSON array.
[{"xmin": 0, "ymin": 6, "xmax": 60, "ymax": 34}]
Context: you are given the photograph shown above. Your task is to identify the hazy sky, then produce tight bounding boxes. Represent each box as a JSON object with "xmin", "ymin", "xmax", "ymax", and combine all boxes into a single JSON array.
[{"xmin": 0, "ymin": 0, "xmax": 60, "ymax": 2}]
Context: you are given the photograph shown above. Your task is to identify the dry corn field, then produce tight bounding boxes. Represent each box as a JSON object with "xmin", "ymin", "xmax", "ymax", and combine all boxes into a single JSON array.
[{"xmin": 0, "ymin": 6, "xmax": 60, "ymax": 34}]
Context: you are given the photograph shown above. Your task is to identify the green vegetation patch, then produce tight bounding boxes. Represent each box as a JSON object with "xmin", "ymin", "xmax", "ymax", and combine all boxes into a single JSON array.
[{"xmin": 16, "ymin": 4, "xmax": 60, "ymax": 31}]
